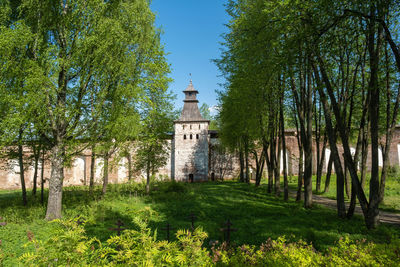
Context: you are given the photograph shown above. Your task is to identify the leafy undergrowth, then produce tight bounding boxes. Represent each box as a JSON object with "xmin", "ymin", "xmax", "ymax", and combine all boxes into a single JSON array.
[
  {"xmin": 0, "ymin": 181, "xmax": 400, "ymax": 266},
  {"xmin": 15, "ymin": 217, "xmax": 400, "ymax": 266}
]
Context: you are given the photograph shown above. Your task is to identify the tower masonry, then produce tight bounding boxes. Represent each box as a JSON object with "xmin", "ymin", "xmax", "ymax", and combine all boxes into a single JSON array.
[{"xmin": 173, "ymin": 80, "xmax": 209, "ymax": 181}]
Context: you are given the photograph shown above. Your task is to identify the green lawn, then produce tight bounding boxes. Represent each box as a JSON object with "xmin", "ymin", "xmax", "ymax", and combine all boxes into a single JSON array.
[
  {"xmin": 0, "ymin": 181, "xmax": 399, "ymax": 265},
  {"xmin": 286, "ymin": 171, "xmax": 400, "ymax": 213}
]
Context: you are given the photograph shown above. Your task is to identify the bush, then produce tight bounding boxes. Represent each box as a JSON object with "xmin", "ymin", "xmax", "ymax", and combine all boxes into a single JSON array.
[
  {"xmin": 19, "ymin": 216, "xmax": 211, "ymax": 266},
  {"xmin": 19, "ymin": 216, "xmax": 400, "ymax": 266},
  {"xmin": 162, "ymin": 181, "xmax": 187, "ymax": 193},
  {"xmin": 210, "ymin": 236, "xmax": 400, "ymax": 266},
  {"xmin": 19, "ymin": 218, "xmax": 102, "ymax": 266},
  {"xmin": 387, "ymin": 165, "xmax": 400, "ymax": 181},
  {"xmin": 0, "ymin": 247, "xmax": 4, "ymax": 265},
  {"xmin": 211, "ymin": 237, "xmax": 323, "ymax": 266}
]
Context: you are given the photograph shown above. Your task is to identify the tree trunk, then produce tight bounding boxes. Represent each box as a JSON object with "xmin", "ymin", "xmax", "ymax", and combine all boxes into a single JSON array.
[
  {"xmin": 366, "ymin": 6, "xmax": 383, "ymax": 229},
  {"xmin": 313, "ymin": 64, "xmax": 346, "ymax": 218},
  {"xmin": 316, "ymin": 135, "xmax": 327, "ymax": 193},
  {"xmin": 254, "ymin": 150, "xmax": 265, "ymax": 187},
  {"xmin": 239, "ymin": 143, "xmax": 245, "ymax": 183},
  {"xmin": 127, "ymin": 153, "xmax": 133, "ymax": 181},
  {"xmin": 32, "ymin": 145, "xmax": 41, "ymax": 197},
  {"xmin": 102, "ymin": 152, "xmax": 109, "ymax": 195},
  {"xmin": 280, "ymin": 101, "xmax": 289, "ymax": 201},
  {"xmin": 314, "ymin": 96, "xmax": 322, "ymax": 193},
  {"xmin": 45, "ymin": 145, "xmax": 64, "ymax": 220},
  {"xmin": 18, "ymin": 130, "xmax": 27, "ymax": 206},
  {"xmin": 344, "ymin": 163, "xmax": 351, "ymax": 199},
  {"xmin": 41, "ymin": 149, "xmax": 45, "ymax": 205},
  {"xmin": 264, "ymin": 143, "xmax": 273, "ymax": 193},
  {"xmin": 89, "ymin": 146, "xmax": 95, "ymax": 194},
  {"xmin": 296, "ymin": 146, "xmax": 303, "ymax": 202},
  {"xmin": 274, "ymin": 133, "xmax": 281, "ymax": 197},
  {"xmin": 146, "ymin": 160, "xmax": 150, "ymax": 194},
  {"xmin": 303, "ymin": 63, "xmax": 313, "ymax": 209},
  {"xmin": 379, "ymin": 40, "xmax": 400, "ymax": 204},
  {"xmin": 361, "ymin": 128, "xmax": 369, "ymax": 189},
  {"xmin": 324, "ymin": 154, "xmax": 333, "ymax": 193},
  {"xmin": 244, "ymin": 136, "xmax": 250, "ymax": 183},
  {"xmin": 315, "ymin": 51, "xmax": 372, "ymax": 226}
]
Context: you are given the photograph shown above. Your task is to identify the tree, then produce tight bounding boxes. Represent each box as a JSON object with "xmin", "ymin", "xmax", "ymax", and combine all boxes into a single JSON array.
[
  {"xmin": 199, "ymin": 103, "xmax": 218, "ymax": 130},
  {"xmin": 217, "ymin": 0, "xmax": 400, "ymax": 229},
  {"xmin": 134, "ymin": 38, "xmax": 174, "ymax": 193},
  {"xmin": 0, "ymin": 0, "xmax": 169, "ymax": 220}
]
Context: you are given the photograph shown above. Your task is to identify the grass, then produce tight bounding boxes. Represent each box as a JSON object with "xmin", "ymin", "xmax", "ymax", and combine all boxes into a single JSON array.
[
  {"xmin": 0, "ymin": 180, "xmax": 399, "ymax": 265},
  {"xmin": 286, "ymin": 170, "xmax": 400, "ymax": 213}
]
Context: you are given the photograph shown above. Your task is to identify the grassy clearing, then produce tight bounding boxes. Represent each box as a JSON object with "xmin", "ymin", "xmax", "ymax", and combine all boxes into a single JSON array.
[
  {"xmin": 286, "ymin": 170, "xmax": 400, "ymax": 212},
  {"xmin": 0, "ymin": 181, "xmax": 399, "ymax": 265}
]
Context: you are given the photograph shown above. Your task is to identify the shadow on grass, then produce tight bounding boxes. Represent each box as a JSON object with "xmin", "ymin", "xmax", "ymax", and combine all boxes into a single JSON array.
[
  {"xmin": 1, "ymin": 181, "xmax": 399, "ymax": 252},
  {"xmin": 144, "ymin": 181, "xmax": 399, "ymax": 250}
]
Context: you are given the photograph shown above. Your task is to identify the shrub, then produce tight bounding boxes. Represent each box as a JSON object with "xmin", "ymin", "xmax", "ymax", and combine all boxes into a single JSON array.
[
  {"xmin": 19, "ymin": 217, "xmax": 211, "ymax": 266},
  {"xmin": 19, "ymin": 218, "xmax": 103, "ymax": 266},
  {"xmin": 0, "ymin": 247, "xmax": 4, "ymax": 265},
  {"xmin": 18, "ymin": 217, "xmax": 400, "ymax": 266},
  {"xmin": 211, "ymin": 237, "xmax": 323, "ymax": 266},
  {"xmin": 162, "ymin": 181, "xmax": 187, "ymax": 193},
  {"xmin": 387, "ymin": 165, "xmax": 400, "ymax": 181}
]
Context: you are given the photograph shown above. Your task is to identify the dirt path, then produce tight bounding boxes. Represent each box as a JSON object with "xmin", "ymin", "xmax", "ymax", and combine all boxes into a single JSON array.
[{"xmin": 290, "ymin": 191, "xmax": 400, "ymax": 226}]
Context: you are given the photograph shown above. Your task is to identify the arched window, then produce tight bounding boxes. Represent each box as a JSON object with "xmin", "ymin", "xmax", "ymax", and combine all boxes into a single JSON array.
[
  {"xmin": 196, "ymin": 134, "xmax": 199, "ymax": 139},
  {"xmin": 190, "ymin": 134, "xmax": 193, "ymax": 140},
  {"xmin": 184, "ymin": 134, "xmax": 186, "ymax": 140},
  {"xmin": 199, "ymin": 124, "xmax": 201, "ymax": 129},
  {"xmin": 190, "ymin": 125, "xmax": 192, "ymax": 130},
  {"xmin": 183, "ymin": 125, "xmax": 185, "ymax": 129}
]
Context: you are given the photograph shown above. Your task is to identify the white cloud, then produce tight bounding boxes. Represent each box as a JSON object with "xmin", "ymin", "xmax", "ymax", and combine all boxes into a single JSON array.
[{"xmin": 208, "ymin": 105, "xmax": 220, "ymax": 116}]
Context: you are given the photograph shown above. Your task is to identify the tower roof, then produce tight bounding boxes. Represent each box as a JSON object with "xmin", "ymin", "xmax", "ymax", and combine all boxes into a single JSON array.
[
  {"xmin": 177, "ymin": 80, "xmax": 209, "ymax": 122},
  {"xmin": 183, "ymin": 80, "xmax": 199, "ymax": 93}
]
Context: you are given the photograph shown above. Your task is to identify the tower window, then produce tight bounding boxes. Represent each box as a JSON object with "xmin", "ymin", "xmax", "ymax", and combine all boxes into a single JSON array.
[
  {"xmin": 196, "ymin": 134, "xmax": 199, "ymax": 139},
  {"xmin": 190, "ymin": 134, "xmax": 193, "ymax": 140},
  {"xmin": 199, "ymin": 124, "xmax": 200, "ymax": 129},
  {"xmin": 184, "ymin": 135, "xmax": 186, "ymax": 140},
  {"xmin": 190, "ymin": 125, "xmax": 192, "ymax": 129},
  {"xmin": 183, "ymin": 125, "xmax": 185, "ymax": 129}
]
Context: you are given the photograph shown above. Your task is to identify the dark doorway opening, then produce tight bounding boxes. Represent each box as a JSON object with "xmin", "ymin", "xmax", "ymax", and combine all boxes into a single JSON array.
[
  {"xmin": 211, "ymin": 172, "xmax": 215, "ymax": 181},
  {"xmin": 189, "ymin": 173, "xmax": 194, "ymax": 183}
]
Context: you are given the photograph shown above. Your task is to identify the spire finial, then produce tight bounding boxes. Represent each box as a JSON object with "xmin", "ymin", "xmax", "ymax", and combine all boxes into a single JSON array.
[{"xmin": 189, "ymin": 73, "xmax": 192, "ymax": 82}]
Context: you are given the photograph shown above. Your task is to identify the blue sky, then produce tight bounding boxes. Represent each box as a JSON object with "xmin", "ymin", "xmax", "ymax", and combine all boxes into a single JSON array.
[{"xmin": 150, "ymin": 0, "xmax": 229, "ymax": 114}]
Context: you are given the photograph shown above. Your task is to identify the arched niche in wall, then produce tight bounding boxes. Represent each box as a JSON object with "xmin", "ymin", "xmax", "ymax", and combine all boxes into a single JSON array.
[
  {"xmin": 325, "ymin": 148, "xmax": 331, "ymax": 172},
  {"xmin": 378, "ymin": 147, "xmax": 383, "ymax": 167},
  {"xmin": 95, "ymin": 158, "xmax": 104, "ymax": 183},
  {"xmin": 118, "ymin": 157, "xmax": 127, "ymax": 183},
  {"xmin": 398, "ymin": 144, "xmax": 400, "ymax": 166},
  {"xmin": 72, "ymin": 157, "xmax": 85, "ymax": 185}
]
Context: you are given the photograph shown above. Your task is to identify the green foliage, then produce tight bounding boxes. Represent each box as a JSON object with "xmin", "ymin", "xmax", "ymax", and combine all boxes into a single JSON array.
[
  {"xmin": 387, "ymin": 166, "xmax": 400, "ymax": 181},
  {"xmin": 199, "ymin": 103, "xmax": 218, "ymax": 130},
  {"xmin": 16, "ymin": 218, "xmax": 400, "ymax": 266},
  {"xmin": 0, "ymin": 0, "xmax": 173, "ymax": 218},
  {"xmin": 18, "ymin": 216, "xmax": 212, "ymax": 266},
  {"xmin": 1, "ymin": 181, "xmax": 400, "ymax": 265},
  {"xmin": 211, "ymin": 235, "xmax": 400, "ymax": 266},
  {"xmin": 19, "ymin": 218, "xmax": 102, "ymax": 266},
  {"xmin": 158, "ymin": 180, "xmax": 188, "ymax": 194}
]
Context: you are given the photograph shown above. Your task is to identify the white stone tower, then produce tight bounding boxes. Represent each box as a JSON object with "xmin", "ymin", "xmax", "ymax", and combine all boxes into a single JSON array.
[{"xmin": 173, "ymin": 80, "xmax": 209, "ymax": 181}]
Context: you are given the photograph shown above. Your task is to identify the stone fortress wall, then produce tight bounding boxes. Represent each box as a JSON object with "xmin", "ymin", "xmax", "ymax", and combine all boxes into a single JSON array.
[
  {"xmin": 1, "ymin": 128, "xmax": 400, "ymax": 190},
  {"xmin": 1, "ymin": 78, "xmax": 400, "ymax": 189}
]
